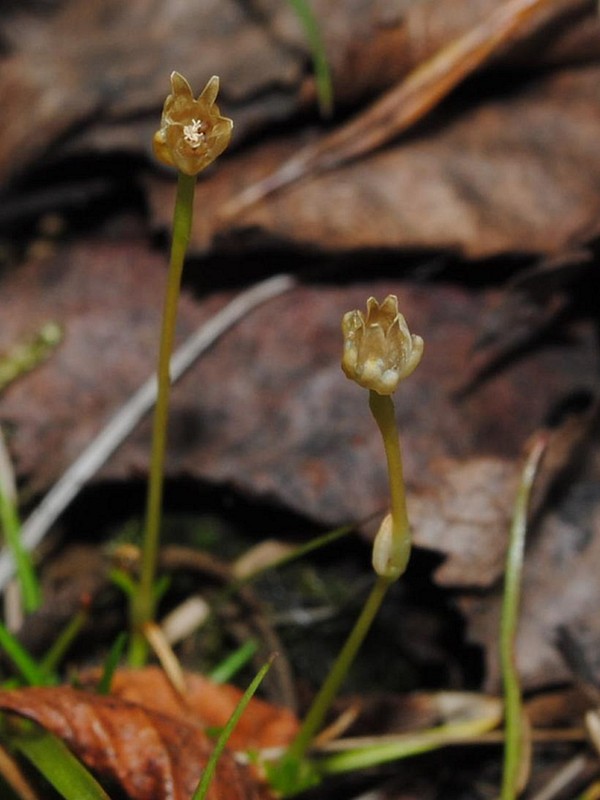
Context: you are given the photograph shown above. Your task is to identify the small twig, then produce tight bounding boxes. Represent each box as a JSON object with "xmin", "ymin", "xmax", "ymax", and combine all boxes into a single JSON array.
[{"xmin": 0, "ymin": 273, "xmax": 295, "ymax": 591}]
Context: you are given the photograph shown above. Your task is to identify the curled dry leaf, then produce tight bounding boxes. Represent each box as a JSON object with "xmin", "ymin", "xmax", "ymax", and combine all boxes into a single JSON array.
[
  {"xmin": 79, "ymin": 666, "xmax": 299, "ymax": 752},
  {"xmin": 223, "ymin": 0, "xmax": 577, "ymax": 217},
  {"xmin": 0, "ymin": 682, "xmax": 289, "ymax": 800}
]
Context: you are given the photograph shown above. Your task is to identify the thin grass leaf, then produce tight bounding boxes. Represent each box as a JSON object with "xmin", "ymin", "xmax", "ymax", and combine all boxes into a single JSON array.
[
  {"xmin": 286, "ymin": 0, "xmax": 333, "ymax": 117},
  {"xmin": 40, "ymin": 606, "xmax": 88, "ymax": 677},
  {"xmin": 96, "ymin": 632, "xmax": 128, "ymax": 695},
  {"xmin": 192, "ymin": 657, "xmax": 273, "ymax": 800},
  {"xmin": 500, "ymin": 434, "xmax": 546, "ymax": 799},
  {"xmin": 12, "ymin": 728, "xmax": 110, "ymax": 800},
  {"xmin": 108, "ymin": 568, "xmax": 136, "ymax": 597},
  {"xmin": 0, "ymin": 489, "xmax": 41, "ymax": 614},
  {"xmin": 209, "ymin": 640, "xmax": 258, "ymax": 685},
  {"xmin": 232, "ymin": 524, "xmax": 354, "ymax": 592},
  {"xmin": 318, "ymin": 695, "xmax": 502, "ymax": 775},
  {"xmin": 0, "ymin": 624, "xmax": 49, "ymax": 687}
]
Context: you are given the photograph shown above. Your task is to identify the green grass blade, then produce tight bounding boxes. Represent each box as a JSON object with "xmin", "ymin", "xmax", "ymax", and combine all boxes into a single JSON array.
[
  {"xmin": 286, "ymin": 0, "xmax": 333, "ymax": 117},
  {"xmin": 232, "ymin": 523, "xmax": 354, "ymax": 591},
  {"xmin": 0, "ymin": 489, "xmax": 41, "ymax": 614},
  {"xmin": 320, "ymin": 701, "xmax": 502, "ymax": 775},
  {"xmin": 192, "ymin": 657, "xmax": 273, "ymax": 800},
  {"xmin": 108, "ymin": 568, "xmax": 136, "ymax": 597},
  {"xmin": 96, "ymin": 632, "xmax": 128, "ymax": 695},
  {"xmin": 500, "ymin": 434, "xmax": 546, "ymax": 800},
  {"xmin": 0, "ymin": 623, "xmax": 49, "ymax": 687},
  {"xmin": 209, "ymin": 639, "xmax": 258, "ymax": 684},
  {"xmin": 12, "ymin": 728, "xmax": 110, "ymax": 800},
  {"xmin": 40, "ymin": 606, "xmax": 88, "ymax": 677}
]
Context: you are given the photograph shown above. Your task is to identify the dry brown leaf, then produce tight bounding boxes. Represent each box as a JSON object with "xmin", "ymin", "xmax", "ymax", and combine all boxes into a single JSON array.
[
  {"xmin": 79, "ymin": 666, "xmax": 299, "ymax": 752},
  {"xmin": 158, "ymin": 58, "xmax": 600, "ymax": 258},
  {"xmin": 0, "ymin": 0, "xmax": 597, "ymax": 189},
  {"xmin": 223, "ymin": 0, "xmax": 586, "ymax": 218},
  {"xmin": 0, "ymin": 238, "xmax": 217, "ymax": 494},
  {"xmin": 0, "ymin": 685, "xmax": 276, "ymax": 800},
  {"xmin": 409, "ymin": 457, "xmax": 520, "ymax": 588},
  {"xmin": 1, "ymin": 244, "xmax": 597, "ymax": 608},
  {"xmin": 0, "ymin": 0, "xmax": 303, "ymax": 183}
]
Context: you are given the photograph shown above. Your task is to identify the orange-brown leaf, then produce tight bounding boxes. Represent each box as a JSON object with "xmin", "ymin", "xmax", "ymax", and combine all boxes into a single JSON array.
[
  {"xmin": 0, "ymin": 686, "xmax": 275, "ymax": 800},
  {"xmin": 83, "ymin": 666, "xmax": 299, "ymax": 751}
]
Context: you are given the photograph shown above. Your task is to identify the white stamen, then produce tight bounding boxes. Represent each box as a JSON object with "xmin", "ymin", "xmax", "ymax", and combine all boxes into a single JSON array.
[{"xmin": 183, "ymin": 119, "xmax": 206, "ymax": 148}]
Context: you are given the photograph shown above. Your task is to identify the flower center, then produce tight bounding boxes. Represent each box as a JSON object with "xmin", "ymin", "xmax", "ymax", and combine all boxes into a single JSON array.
[{"xmin": 183, "ymin": 119, "xmax": 207, "ymax": 149}]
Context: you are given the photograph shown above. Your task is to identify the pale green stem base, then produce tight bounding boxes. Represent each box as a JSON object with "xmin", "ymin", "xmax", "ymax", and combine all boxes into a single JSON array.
[{"xmin": 128, "ymin": 172, "xmax": 197, "ymax": 666}]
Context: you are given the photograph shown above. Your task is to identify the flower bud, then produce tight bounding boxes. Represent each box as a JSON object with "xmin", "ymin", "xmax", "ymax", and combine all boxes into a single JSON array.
[
  {"xmin": 153, "ymin": 72, "xmax": 233, "ymax": 176},
  {"xmin": 341, "ymin": 295, "xmax": 423, "ymax": 395},
  {"xmin": 371, "ymin": 512, "xmax": 411, "ymax": 579}
]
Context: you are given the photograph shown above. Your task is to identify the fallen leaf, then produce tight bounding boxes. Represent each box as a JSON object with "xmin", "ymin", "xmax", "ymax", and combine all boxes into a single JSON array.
[
  {"xmin": 0, "ymin": 0, "xmax": 303, "ymax": 183},
  {"xmin": 222, "ymin": 0, "xmax": 586, "ymax": 218},
  {"xmin": 154, "ymin": 59, "xmax": 600, "ymax": 258},
  {"xmin": 79, "ymin": 666, "xmax": 299, "ymax": 752},
  {"xmin": 0, "ymin": 685, "xmax": 276, "ymax": 799},
  {"xmin": 409, "ymin": 457, "xmax": 519, "ymax": 588},
  {"xmin": 1, "ymin": 250, "xmax": 597, "ymax": 597},
  {"xmin": 0, "ymin": 238, "xmax": 216, "ymax": 494}
]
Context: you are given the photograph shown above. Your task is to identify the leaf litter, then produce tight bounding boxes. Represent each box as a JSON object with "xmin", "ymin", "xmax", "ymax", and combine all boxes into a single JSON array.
[
  {"xmin": 2, "ymin": 240, "xmax": 599, "ymax": 693},
  {"xmin": 0, "ymin": 680, "xmax": 281, "ymax": 800}
]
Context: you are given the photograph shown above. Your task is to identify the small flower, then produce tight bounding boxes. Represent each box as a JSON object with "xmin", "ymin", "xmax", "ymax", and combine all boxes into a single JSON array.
[
  {"xmin": 341, "ymin": 295, "xmax": 423, "ymax": 395},
  {"xmin": 153, "ymin": 72, "xmax": 233, "ymax": 176}
]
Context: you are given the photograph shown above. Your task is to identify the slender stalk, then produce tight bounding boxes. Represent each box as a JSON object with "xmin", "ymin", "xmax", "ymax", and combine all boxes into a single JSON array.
[
  {"xmin": 283, "ymin": 394, "xmax": 410, "ymax": 766},
  {"xmin": 286, "ymin": 573, "xmax": 392, "ymax": 763},
  {"xmin": 368, "ymin": 390, "xmax": 411, "ymax": 578},
  {"xmin": 129, "ymin": 171, "xmax": 196, "ymax": 665},
  {"xmin": 369, "ymin": 392, "xmax": 408, "ymax": 531},
  {"xmin": 500, "ymin": 435, "xmax": 546, "ymax": 800}
]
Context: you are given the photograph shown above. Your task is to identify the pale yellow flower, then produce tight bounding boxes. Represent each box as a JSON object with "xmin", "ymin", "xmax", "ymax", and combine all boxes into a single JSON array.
[
  {"xmin": 341, "ymin": 295, "xmax": 423, "ymax": 395},
  {"xmin": 153, "ymin": 72, "xmax": 233, "ymax": 176}
]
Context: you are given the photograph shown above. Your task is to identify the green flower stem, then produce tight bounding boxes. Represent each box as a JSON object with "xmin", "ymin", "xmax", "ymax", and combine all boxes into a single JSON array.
[
  {"xmin": 500, "ymin": 435, "xmax": 546, "ymax": 800},
  {"xmin": 368, "ymin": 390, "xmax": 411, "ymax": 578},
  {"xmin": 286, "ymin": 573, "xmax": 393, "ymax": 764},
  {"xmin": 129, "ymin": 171, "xmax": 197, "ymax": 666},
  {"xmin": 281, "ymin": 394, "xmax": 410, "ymax": 766}
]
